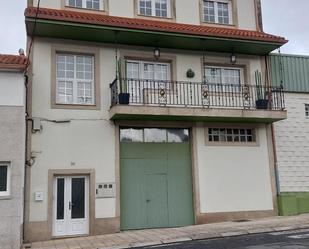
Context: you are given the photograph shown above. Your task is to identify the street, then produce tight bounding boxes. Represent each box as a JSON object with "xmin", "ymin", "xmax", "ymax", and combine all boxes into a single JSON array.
[{"xmin": 141, "ymin": 229, "xmax": 309, "ymax": 249}]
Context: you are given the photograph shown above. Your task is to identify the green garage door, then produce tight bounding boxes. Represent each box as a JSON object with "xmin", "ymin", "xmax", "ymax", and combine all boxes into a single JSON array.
[{"xmin": 120, "ymin": 128, "xmax": 194, "ymax": 230}]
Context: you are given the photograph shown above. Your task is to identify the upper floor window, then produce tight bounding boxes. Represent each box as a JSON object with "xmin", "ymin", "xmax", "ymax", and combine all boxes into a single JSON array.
[
  {"xmin": 67, "ymin": 0, "xmax": 104, "ymax": 11},
  {"xmin": 305, "ymin": 104, "xmax": 309, "ymax": 117},
  {"xmin": 138, "ymin": 0, "xmax": 171, "ymax": 18},
  {"xmin": 56, "ymin": 53, "xmax": 95, "ymax": 105},
  {"xmin": 0, "ymin": 163, "xmax": 10, "ymax": 197},
  {"xmin": 203, "ymin": 0, "xmax": 232, "ymax": 25}
]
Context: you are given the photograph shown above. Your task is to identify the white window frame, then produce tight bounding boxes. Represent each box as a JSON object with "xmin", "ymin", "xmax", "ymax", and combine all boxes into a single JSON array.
[
  {"xmin": 203, "ymin": 0, "xmax": 233, "ymax": 25},
  {"xmin": 66, "ymin": 0, "xmax": 104, "ymax": 11},
  {"xmin": 0, "ymin": 162, "xmax": 11, "ymax": 197},
  {"xmin": 126, "ymin": 60, "xmax": 171, "ymax": 81},
  {"xmin": 205, "ymin": 127, "xmax": 258, "ymax": 146},
  {"xmin": 138, "ymin": 0, "xmax": 172, "ymax": 18},
  {"xmin": 204, "ymin": 65, "xmax": 244, "ymax": 86},
  {"xmin": 56, "ymin": 53, "xmax": 95, "ymax": 106}
]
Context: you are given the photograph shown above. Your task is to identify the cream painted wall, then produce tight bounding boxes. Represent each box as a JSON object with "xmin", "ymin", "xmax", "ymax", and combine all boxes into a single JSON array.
[
  {"xmin": 236, "ymin": 0, "xmax": 257, "ymax": 30},
  {"xmin": 30, "ymin": 0, "xmax": 258, "ymax": 31},
  {"xmin": 109, "ymin": 0, "xmax": 134, "ymax": 18},
  {"xmin": 33, "ymin": 0, "xmax": 62, "ymax": 9},
  {"xmin": 30, "ymin": 40, "xmax": 117, "ymax": 221},
  {"xmin": 175, "ymin": 0, "xmax": 200, "ymax": 25},
  {"xmin": 196, "ymin": 123, "xmax": 274, "ymax": 213},
  {"xmin": 0, "ymin": 73, "xmax": 24, "ymax": 106},
  {"xmin": 29, "ymin": 38, "xmax": 264, "ymax": 222}
]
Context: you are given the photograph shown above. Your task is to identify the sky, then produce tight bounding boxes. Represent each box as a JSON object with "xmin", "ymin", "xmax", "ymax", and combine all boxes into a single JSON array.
[{"xmin": 0, "ymin": 0, "xmax": 308, "ymax": 56}]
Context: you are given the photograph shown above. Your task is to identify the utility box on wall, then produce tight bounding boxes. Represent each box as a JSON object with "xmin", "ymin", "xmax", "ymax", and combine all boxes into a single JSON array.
[{"xmin": 96, "ymin": 182, "xmax": 116, "ymax": 198}]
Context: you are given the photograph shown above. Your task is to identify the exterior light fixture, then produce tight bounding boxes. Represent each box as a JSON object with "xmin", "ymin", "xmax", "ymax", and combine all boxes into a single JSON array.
[
  {"xmin": 230, "ymin": 53, "xmax": 237, "ymax": 64},
  {"xmin": 154, "ymin": 47, "xmax": 160, "ymax": 60}
]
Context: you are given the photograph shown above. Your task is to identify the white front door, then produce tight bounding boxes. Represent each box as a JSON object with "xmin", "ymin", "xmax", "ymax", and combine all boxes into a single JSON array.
[{"xmin": 53, "ymin": 176, "xmax": 89, "ymax": 237}]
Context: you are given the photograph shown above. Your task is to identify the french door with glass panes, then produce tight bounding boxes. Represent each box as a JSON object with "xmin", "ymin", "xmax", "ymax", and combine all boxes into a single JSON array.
[
  {"xmin": 126, "ymin": 60, "xmax": 171, "ymax": 103},
  {"xmin": 204, "ymin": 66, "xmax": 244, "ymax": 91},
  {"xmin": 53, "ymin": 176, "xmax": 89, "ymax": 237}
]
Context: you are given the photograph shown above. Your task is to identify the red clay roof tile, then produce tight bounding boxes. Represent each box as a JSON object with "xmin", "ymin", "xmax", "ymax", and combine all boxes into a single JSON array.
[
  {"xmin": 0, "ymin": 54, "xmax": 28, "ymax": 71},
  {"xmin": 25, "ymin": 7, "xmax": 288, "ymax": 44}
]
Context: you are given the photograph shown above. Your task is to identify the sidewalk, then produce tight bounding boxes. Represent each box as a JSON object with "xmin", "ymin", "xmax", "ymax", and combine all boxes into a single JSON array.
[{"xmin": 26, "ymin": 214, "xmax": 309, "ymax": 249}]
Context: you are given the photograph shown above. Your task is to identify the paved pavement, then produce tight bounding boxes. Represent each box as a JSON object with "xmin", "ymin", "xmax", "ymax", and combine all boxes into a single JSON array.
[
  {"xmin": 26, "ymin": 214, "xmax": 309, "ymax": 249},
  {"xmin": 140, "ymin": 229, "xmax": 309, "ymax": 249}
]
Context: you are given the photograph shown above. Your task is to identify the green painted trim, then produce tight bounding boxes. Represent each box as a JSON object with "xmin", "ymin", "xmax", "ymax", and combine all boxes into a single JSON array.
[
  {"xmin": 25, "ymin": 18, "xmax": 283, "ymax": 55},
  {"xmin": 111, "ymin": 114, "xmax": 284, "ymax": 123},
  {"xmin": 278, "ymin": 192, "xmax": 309, "ymax": 216}
]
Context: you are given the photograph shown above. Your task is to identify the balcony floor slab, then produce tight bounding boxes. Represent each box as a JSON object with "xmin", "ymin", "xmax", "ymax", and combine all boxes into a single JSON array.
[{"xmin": 109, "ymin": 105, "xmax": 287, "ymax": 123}]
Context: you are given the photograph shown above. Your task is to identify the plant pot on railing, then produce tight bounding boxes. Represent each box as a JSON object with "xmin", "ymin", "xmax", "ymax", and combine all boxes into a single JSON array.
[
  {"xmin": 256, "ymin": 99, "xmax": 269, "ymax": 109},
  {"xmin": 118, "ymin": 93, "xmax": 130, "ymax": 105}
]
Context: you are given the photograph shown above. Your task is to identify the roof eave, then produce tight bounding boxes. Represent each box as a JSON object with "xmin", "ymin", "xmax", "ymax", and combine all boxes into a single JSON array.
[{"xmin": 25, "ymin": 17, "xmax": 287, "ymax": 55}]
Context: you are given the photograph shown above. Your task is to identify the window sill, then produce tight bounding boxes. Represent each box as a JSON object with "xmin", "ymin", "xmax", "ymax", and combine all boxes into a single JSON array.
[
  {"xmin": 64, "ymin": 6, "xmax": 107, "ymax": 14},
  {"xmin": 201, "ymin": 21, "xmax": 236, "ymax": 28},
  {"xmin": 205, "ymin": 141, "xmax": 259, "ymax": 147},
  {"xmin": 0, "ymin": 195, "xmax": 12, "ymax": 200},
  {"xmin": 51, "ymin": 103, "xmax": 100, "ymax": 110},
  {"xmin": 136, "ymin": 14, "xmax": 175, "ymax": 22}
]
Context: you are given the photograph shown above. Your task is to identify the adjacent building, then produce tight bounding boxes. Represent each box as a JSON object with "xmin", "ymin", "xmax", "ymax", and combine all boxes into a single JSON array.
[
  {"xmin": 270, "ymin": 54, "xmax": 309, "ymax": 216},
  {"xmin": 0, "ymin": 54, "xmax": 27, "ymax": 249},
  {"xmin": 24, "ymin": 0, "xmax": 287, "ymax": 242}
]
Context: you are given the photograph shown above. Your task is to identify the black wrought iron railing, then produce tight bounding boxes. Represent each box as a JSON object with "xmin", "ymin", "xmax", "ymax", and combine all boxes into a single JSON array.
[{"xmin": 110, "ymin": 78, "xmax": 285, "ymax": 110}]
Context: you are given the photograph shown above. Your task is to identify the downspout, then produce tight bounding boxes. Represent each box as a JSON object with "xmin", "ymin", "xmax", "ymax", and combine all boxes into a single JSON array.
[{"xmin": 23, "ymin": 72, "xmax": 33, "ymax": 242}]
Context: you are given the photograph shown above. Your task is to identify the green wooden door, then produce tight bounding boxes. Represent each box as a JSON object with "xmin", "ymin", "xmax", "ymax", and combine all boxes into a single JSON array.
[
  {"xmin": 146, "ymin": 174, "xmax": 169, "ymax": 228},
  {"xmin": 120, "ymin": 142, "xmax": 194, "ymax": 230}
]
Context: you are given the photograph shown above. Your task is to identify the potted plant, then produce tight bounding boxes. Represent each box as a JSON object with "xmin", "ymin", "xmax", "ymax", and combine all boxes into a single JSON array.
[
  {"xmin": 117, "ymin": 58, "xmax": 130, "ymax": 104},
  {"xmin": 255, "ymin": 70, "xmax": 268, "ymax": 109}
]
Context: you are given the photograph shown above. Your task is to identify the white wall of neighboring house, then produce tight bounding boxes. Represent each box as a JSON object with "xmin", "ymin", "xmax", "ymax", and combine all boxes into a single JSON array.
[
  {"xmin": 196, "ymin": 124, "xmax": 274, "ymax": 213},
  {"xmin": 32, "ymin": 0, "xmax": 258, "ymax": 30},
  {"xmin": 275, "ymin": 93, "xmax": 309, "ymax": 192},
  {"xmin": 0, "ymin": 72, "xmax": 25, "ymax": 106},
  {"xmin": 0, "ymin": 71, "xmax": 25, "ymax": 249}
]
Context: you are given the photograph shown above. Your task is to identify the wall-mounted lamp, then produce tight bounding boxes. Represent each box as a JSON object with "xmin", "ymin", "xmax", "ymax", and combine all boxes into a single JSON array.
[
  {"xmin": 230, "ymin": 53, "xmax": 237, "ymax": 64},
  {"xmin": 154, "ymin": 47, "xmax": 161, "ymax": 60}
]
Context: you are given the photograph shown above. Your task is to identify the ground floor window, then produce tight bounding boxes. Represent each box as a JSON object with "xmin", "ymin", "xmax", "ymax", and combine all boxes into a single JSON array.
[
  {"xmin": 207, "ymin": 127, "xmax": 256, "ymax": 143},
  {"xmin": 0, "ymin": 162, "xmax": 10, "ymax": 196},
  {"xmin": 120, "ymin": 128, "xmax": 189, "ymax": 143}
]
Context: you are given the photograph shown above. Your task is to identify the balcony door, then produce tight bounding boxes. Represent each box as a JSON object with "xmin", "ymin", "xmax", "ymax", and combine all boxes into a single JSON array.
[
  {"xmin": 126, "ymin": 60, "xmax": 171, "ymax": 103},
  {"xmin": 53, "ymin": 176, "xmax": 89, "ymax": 237},
  {"xmin": 204, "ymin": 66, "xmax": 244, "ymax": 90}
]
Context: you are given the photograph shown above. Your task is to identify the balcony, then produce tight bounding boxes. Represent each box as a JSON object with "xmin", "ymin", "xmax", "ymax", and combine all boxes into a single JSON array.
[{"xmin": 109, "ymin": 78, "xmax": 287, "ymax": 123}]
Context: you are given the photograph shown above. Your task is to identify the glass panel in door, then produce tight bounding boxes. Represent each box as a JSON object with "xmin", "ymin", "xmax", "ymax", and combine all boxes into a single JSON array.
[
  {"xmin": 56, "ymin": 178, "xmax": 65, "ymax": 220},
  {"xmin": 126, "ymin": 62, "xmax": 140, "ymax": 103},
  {"xmin": 71, "ymin": 178, "xmax": 85, "ymax": 219}
]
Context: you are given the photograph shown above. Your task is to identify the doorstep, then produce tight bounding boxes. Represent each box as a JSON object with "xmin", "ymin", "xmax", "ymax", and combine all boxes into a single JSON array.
[{"xmin": 25, "ymin": 214, "xmax": 309, "ymax": 249}]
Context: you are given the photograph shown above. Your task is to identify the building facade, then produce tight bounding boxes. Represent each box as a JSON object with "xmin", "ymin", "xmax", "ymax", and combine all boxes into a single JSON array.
[
  {"xmin": 24, "ymin": 0, "xmax": 287, "ymax": 242},
  {"xmin": 0, "ymin": 54, "xmax": 27, "ymax": 249},
  {"xmin": 270, "ymin": 54, "xmax": 309, "ymax": 216}
]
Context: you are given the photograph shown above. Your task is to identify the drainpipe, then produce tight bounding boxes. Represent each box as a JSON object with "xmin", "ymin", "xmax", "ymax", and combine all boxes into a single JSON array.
[{"xmin": 23, "ymin": 73, "xmax": 30, "ymax": 243}]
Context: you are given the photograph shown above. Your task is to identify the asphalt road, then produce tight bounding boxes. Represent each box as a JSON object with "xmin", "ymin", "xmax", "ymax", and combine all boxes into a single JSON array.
[{"xmin": 141, "ymin": 229, "xmax": 309, "ymax": 249}]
